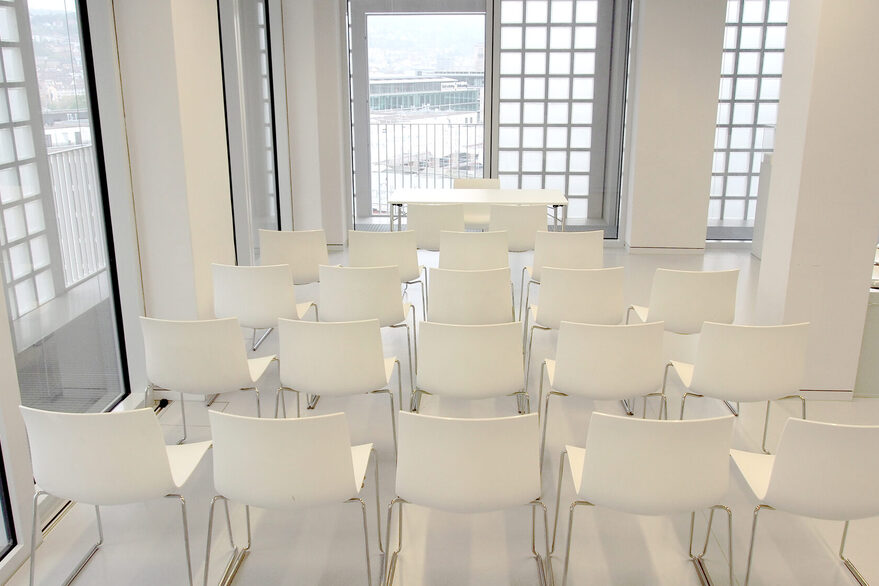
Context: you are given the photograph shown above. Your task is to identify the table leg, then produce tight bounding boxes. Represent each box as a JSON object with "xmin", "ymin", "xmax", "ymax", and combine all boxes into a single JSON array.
[
  {"xmin": 397, "ymin": 204, "xmax": 402, "ymax": 230},
  {"xmin": 390, "ymin": 207, "xmax": 394, "ymax": 232},
  {"xmin": 562, "ymin": 204, "xmax": 567, "ymax": 232},
  {"xmin": 553, "ymin": 206, "xmax": 559, "ymax": 231}
]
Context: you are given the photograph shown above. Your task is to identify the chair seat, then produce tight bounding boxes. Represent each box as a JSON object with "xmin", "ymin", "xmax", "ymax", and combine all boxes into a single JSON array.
[
  {"xmin": 296, "ymin": 301, "xmax": 315, "ymax": 319},
  {"xmin": 384, "ymin": 357, "xmax": 397, "ymax": 384},
  {"xmin": 565, "ymin": 445, "xmax": 587, "ymax": 496},
  {"xmin": 247, "ymin": 355, "xmax": 276, "ymax": 383},
  {"xmin": 630, "ymin": 304, "xmax": 649, "ymax": 323},
  {"xmin": 351, "ymin": 443, "xmax": 374, "ymax": 493},
  {"xmin": 731, "ymin": 448, "xmax": 774, "ymax": 501},
  {"xmin": 671, "ymin": 360, "xmax": 695, "ymax": 388},
  {"xmin": 545, "ymin": 358, "xmax": 557, "ymax": 386},
  {"xmin": 166, "ymin": 441, "xmax": 212, "ymax": 488}
]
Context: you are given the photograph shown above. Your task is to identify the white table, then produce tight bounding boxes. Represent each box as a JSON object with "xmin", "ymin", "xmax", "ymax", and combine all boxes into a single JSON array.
[{"xmin": 388, "ymin": 188, "xmax": 568, "ymax": 231}]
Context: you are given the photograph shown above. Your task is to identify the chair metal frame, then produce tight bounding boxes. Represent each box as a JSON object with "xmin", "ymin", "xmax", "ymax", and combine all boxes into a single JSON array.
[
  {"xmin": 382, "ymin": 497, "xmax": 552, "ymax": 586},
  {"xmin": 204, "ymin": 447, "xmax": 382, "ymax": 586},
  {"xmin": 551, "ymin": 449, "xmax": 733, "ymax": 586},
  {"xmin": 30, "ymin": 490, "xmax": 193, "ymax": 586}
]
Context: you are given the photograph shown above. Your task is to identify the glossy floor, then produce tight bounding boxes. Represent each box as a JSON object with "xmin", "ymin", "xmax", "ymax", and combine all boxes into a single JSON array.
[{"xmin": 9, "ymin": 245, "xmax": 878, "ymax": 585}]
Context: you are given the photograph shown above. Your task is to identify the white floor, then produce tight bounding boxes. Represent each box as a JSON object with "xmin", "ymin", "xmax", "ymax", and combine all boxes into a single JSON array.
[{"xmin": 10, "ymin": 245, "xmax": 879, "ymax": 586}]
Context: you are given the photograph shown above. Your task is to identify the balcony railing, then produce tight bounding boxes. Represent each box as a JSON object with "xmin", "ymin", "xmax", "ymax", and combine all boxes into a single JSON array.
[
  {"xmin": 47, "ymin": 144, "xmax": 107, "ymax": 288},
  {"xmin": 369, "ymin": 121, "xmax": 484, "ymax": 215}
]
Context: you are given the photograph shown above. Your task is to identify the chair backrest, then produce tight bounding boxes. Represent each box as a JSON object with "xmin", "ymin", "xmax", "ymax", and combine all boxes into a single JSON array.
[
  {"xmin": 259, "ymin": 229, "xmax": 328, "ymax": 285},
  {"xmin": 212, "ymin": 263, "xmax": 298, "ymax": 329},
  {"xmin": 646, "ymin": 268, "xmax": 739, "ymax": 334},
  {"xmin": 488, "ymin": 205, "xmax": 547, "ymax": 251},
  {"xmin": 765, "ymin": 418, "xmax": 879, "ymax": 521},
  {"xmin": 438, "ymin": 230, "xmax": 509, "ymax": 270},
  {"xmin": 417, "ymin": 322, "xmax": 523, "ymax": 398},
  {"xmin": 690, "ymin": 322, "xmax": 809, "ymax": 402},
  {"xmin": 453, "ymin": 177, "xmax": 500, "ymax": 189},
  {"xmin": 428, "ymin": 267, "xmax": 513, "ymax": 325},
  {"xmin": 20, "ymin": 407, "xmax": 175, "ymax": 506},
  {"xmin": 535, "ymin": 267, "xmax": 625, "ymax": 328},
  {"xmin": 406, "ymin": 204, "xmax": 466, "ymax": 251},
  {"xmin": 531, "ymin": 230, "xmax": 604, "ymax": 281},
  {"xmin": 318, "ymin": 265, "xmax": 404, "ymax": 327},
  {"xmin": 553, "ymin": 321, "xmax": 665, "ymax": 399},
  {"xmin": 279, "ymin": 318, "xmax": 387, "ymax": 395},
  {"xmin": 396, "ymin": 412, "xmax": 539, "ymax": 513},
  {"xmin": 210, "ymin": 411, "xmax": 357, "ymax": 509},
  {"xmin": 140, "ymin": 316, "xmax": 253, "ymax": 393},
  {"xmin": 580, "ymin": 413, "xmax": 734, "ymax": 515},
  {"xmin": 348, "ymin": 230, "xmax": 420, "ymax": 282}
]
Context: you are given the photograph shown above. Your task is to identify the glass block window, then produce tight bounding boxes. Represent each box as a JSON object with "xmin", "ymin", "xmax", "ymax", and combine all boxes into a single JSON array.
[
  {"xmin": 710, "ymin": 0, "xmax": 788, "ymax": 232},
  {"xmin": 497, "ymin": 0, "xmax": 598, "ymax": 216},
  {"xmin": 0, "ymin": 2, "xmax": 57, "ymax": 319}
]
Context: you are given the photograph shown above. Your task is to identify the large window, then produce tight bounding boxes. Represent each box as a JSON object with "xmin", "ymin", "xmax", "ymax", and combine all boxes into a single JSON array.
[
  {"xmin": 709, "ymin": 0, "xmax": 788, "ymax": 240},
  {"xmin": 495, "ymin": 0, "xmax": 629, "ymax": 236}
]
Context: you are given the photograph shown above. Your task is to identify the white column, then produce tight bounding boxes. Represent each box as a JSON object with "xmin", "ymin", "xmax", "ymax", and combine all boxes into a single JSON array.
[
  {"xmin": 114, "ymin": 0, "xmax": 235, "ymax": 319},
  {"xmin": 756, "ymin": 0, "xmax": 879, "ymax": 391},
  {"xmin": 282, "ymin": 0, "xmax": 351, "ymax": 245},
  {"xmin": 621, "ymin": 0, "xmax": 725, "ymax": 250}
]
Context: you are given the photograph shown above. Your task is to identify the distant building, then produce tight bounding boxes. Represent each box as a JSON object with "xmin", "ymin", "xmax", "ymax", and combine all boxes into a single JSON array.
[{"xmin": 369, "ymin": 73, "xmax": 482, "ymax": 112}]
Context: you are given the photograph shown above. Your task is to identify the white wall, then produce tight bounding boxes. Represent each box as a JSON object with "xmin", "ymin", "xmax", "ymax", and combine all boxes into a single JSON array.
[
  {"xmin": 283, "ymin": 0, "xmax": 351, "ymax": 245},
  {"xmin": 621, "ymin": 0, "xmax": 725, "ymax": 250},
  {"xmin": 757, "ymin": 0, "xmax": 879, "ymax": 391},
  {"xmin": 114, "ymin": 0, "xmax": 235, "ymax": 319}
]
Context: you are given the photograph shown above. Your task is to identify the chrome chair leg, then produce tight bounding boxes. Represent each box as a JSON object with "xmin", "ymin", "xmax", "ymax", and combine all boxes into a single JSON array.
[
  {"xmin": 251, "ymin": 327, "xmax": 273, "ymax": 351},
  {"xmin": 689, "ymin": 505, "xmax": 733, "ymax": 586},
  {"xmin": 561, "ymin": 500, "xmax": 594, "ymax": 585},
  {"xmin": 371, "ymin": 389, "xmax": 397, "ymax": 458},
  {"xmin": 166, "ymin": 494, "xmax": 194, "ymax": 586},
  {"xmin": 519, "ymin": 267, "xmax": 528, "ymax": 321},
  {"xmin": 762, "ymin": 394, "xmax": 806, "ymax": 454},
  {"xmin": 275, "ymin": 387, "xmax": 301, "ymax": 418},
  {"xmin": 744, "ymin": 504, "xmax": 774, "ymax": 586},
  {"xmin": 306, "ymin": 393, "xmax": 321, "ymax": 410},
  {"xmin": 525, "ymin": 325, "xmax": 551, "ymax": 389},
  {"xmin": 551, "ymin": 450, "xmax": 567, "ymax": 554},
  {"xmin": 530, "ymin": 500, "xmax": 553, "ymax": 586},
  {"xmin": 369, "ymin": 448, "xmax": 384, "ymax": 560},
  {"xmin": 30, "ymin": 491, "xmax": 104, "ymax": 586},
  {"xmin": 384, "ymin": 497, "xmax": 406, "ymax": 586},
  {"xmin": 537, "ymin": 361, "xmax": 547, "ymax": 418},
  {"xmin": 178, "ymin": 392, "xmax": 188, "ymax": 445},
  {"xmin": 679, "ymin": 392, "xmax": 704, "ymax": 420},
  {"xmin": 540, "ymin": 392, "xmax": 566, "ymax": 472},
  {"xmin": 839, "ymin": 520, "xmax": 868, "ymax": 586},
  {"xmin": 347, "ymin": 498, "xmax": 373, "ymax": 586}
]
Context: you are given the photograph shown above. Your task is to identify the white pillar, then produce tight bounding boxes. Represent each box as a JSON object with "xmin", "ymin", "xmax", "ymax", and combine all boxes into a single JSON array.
[
  {"xmin": 756, "ymin": 0, "xmax": 879, "ymax": 391},
  {"xmin": 622, "ymin": 0, "xmax": 725, "ymax": 250},
  {"xmin": 114, "ymin": 0, "xmax": 235, "ymax": 319},
  {"xmin": 283, "ymin": 0, "xmax": 351, "ymax": 245}
]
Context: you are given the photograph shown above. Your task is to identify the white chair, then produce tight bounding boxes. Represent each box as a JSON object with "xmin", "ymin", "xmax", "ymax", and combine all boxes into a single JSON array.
[
  {"xmin": 385, "ymin": 412, "xmax": 550, "ymax": 585},
  {"xmin": 519, "ymin": 230, "xmax": 604, "ymax": 320},
  {"xmin": 405, "ymin": 203, "xmax": 465, "ymax": 251},
  {"xmin": 318, "ymin": 265, "xmax": 416, "ymax": 395},
  {"xmin": 140, "ymin": 316, "xmax": 275, "ymax": 442},
  {"xmin": 524, "ymin": 267, "xmax": 626, "ymax": 383},
  {"xmin": 674, "ymin": 322, "xmax": 809, "ymax": 453},
  {"xmin": 414, "ymin": 322, "xmax": 525, "ymax": 413},
  {"xmin": 732, "ymin": 418, "xmax": 879, "ymax": 586},
  {"xmin": 427, "ymin": 267, "xmax": 514, "ymax": 325},
  {"xmin": 453, "ymin": 176, "xmax": 500, "ymax": 229},
  {"xmin": 212, "ymin": 263, "xmax": 317, "ymax": 350},
  {"xmin": 20, "ymin": 407, "xmax": 211, "ymax": 586},
  {"xmin": 553, "ymin": 413, "xmax": 735, "ymax": 585},
  {"xmin": 276, "ymin": 318, "xmax": 401, "ymax": 454},
  {"xmin": 626, "ymin": 268, "xmax": 739, "ymax": 334},
  {"xmin": 438, "ymin": 230, "xmax": 509, "ymax": 270},
  {"xmin": 205, "ymin": 411, "xmax": 380, "ymax": 586},
  {"xmin": 348, "ymin": 230, "xmax": 426, "ymax": 319},
  {"xmin": 488, "ymin": 204, "xmax": 547, "ymax": 252},
  {"xmin": 259, "ymin": 228, "xmax": 328, "ymax": 285},
  {"xmin": 538, "ymin": 321, "xmax": 666, "ymax": 464}
]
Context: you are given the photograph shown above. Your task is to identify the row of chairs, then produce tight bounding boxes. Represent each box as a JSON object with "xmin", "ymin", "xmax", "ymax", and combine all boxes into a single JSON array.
[{"xmin": 19, "ymin": 406, "xmax": 879, "ymax": 586}]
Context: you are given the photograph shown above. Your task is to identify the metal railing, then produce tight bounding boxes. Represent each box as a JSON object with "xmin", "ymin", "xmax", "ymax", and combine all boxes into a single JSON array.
[
  {"xmin": 47, "ymin": 145, "xmax": 107, "ymax": 288},
  {"xmin": 369, "ymin": 121, "xmax": 484, "ymax": 215}
]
